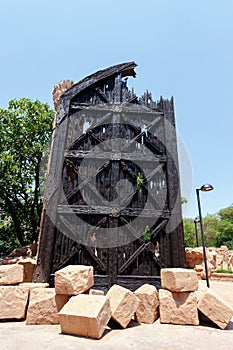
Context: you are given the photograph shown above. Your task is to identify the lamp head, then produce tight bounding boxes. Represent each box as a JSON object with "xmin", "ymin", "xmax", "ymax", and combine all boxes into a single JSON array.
[
  {"xmin": 194, "ymin": 217, "xmax": 200, "ymax": 223},
  {"xmin": 200, "ymin": 183, "xmax": 214, "ymax": 192}
]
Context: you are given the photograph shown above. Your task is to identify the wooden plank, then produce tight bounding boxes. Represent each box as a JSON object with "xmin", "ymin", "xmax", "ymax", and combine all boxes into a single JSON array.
[
  {"xmin": 58, "ymin": 205, "xmax": 170, "ymax": 218},
  {"xmin": 162, "ymin": 97, "xmax": 185, "ymax": 268},
  {"xmin": 95, "ymin": 87, "xmax": 110, "ymax": 102},
  {"xmin": 59, "ymin": 216, "xmax": 106, "ymax": 271},
  {"xmin": 116, "ymin": 275, "xmax": 161, "ymax": 292},
  {"xmin": 118, "ymin": 242, "xmax": 151, "ymax": 273},
  {"xmin": 120, "ymin": 217, "xmax": 165, "ymax": 268}
]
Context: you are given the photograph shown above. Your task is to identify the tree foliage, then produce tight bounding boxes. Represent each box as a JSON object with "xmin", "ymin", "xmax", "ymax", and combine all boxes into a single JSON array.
[
  {"xmin": 0, "ymin": 98, "xmax": 54, "ymax": 255},
  {"xmin": 183, "ymin": 204, "xmax": 233, "ymax": 249}
]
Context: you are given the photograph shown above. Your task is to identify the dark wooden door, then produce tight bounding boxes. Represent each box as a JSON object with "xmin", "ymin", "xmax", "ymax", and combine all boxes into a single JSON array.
[{"xmin": 34, "ymin": 62, "xmax": 185, "ymax": 290}]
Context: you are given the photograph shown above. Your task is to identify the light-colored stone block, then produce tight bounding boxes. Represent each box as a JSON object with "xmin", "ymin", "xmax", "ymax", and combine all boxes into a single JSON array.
[
  {"xmin": 0, "ymin": 286, "xmax": 29, "ymax": 319},
  {"xmin": 159, "ymin": 289, "xmax": 199, "ymax": 325},
  {"xmin": 197, "ymin": 289, "xmax": 233, "ymax": 329},
  {"xmin": 89, "ymin": 289, "xmax": 105, "ymax": 296},
  {"xmin": 59, "ymin": 294, "xmax": 111, "ymax": 339},
  {"xmin": 106, "ymin": 284, "xmax": 139, "ymax": 328},
  {"xmin": 161, "ymin": 268, "xmax": 198, "ymax": 292},
  {"xmin": 134, "ymin": 284, "xmax": 159, "ymax": 324},
  {"xmin": 0, "ymin": 264, "xmax": 24, "ymax": 285},
  {"xmin": 55, "ymin": 265, "xmax": 94, "ymax": 295},
  {"xmin": 17, "ymin": 257, "xmax": 36, "ymax": 282},
  {"xmin": 26, "ymin": 288, "xmax": 68, "ymax": 325},
  {"xmin": 19, "ymin": 282, "xmax": 49, "ymax": 290}
]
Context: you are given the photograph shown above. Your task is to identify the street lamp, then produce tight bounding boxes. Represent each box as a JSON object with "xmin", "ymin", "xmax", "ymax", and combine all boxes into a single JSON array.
[
  {"xmin": 196, "ymin": 183, "xmax": 214, "ymax": 288},
  {"xmin": 194, "ymin": 217, "xmax": 199, "ymax": 247}
]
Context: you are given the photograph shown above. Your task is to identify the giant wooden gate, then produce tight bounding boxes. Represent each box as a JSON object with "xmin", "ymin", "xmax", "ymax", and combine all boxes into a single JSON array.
[{"xmin": 34, "ymin": 62, "xmax": 185, "ymax": 290}]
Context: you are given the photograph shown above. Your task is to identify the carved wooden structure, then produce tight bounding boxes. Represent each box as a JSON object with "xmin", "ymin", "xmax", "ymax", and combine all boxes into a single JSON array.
[{"xmin": 34, "ymin": 62, "xmax": 185, "ymax": 291}]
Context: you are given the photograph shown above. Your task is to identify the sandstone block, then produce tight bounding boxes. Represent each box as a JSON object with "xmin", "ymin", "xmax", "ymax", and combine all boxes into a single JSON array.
[
  {"xmin": 89, "ymin": 289, "xmax": 105, "ymax": 296},
  {"xmin": 0, "ymin": 264, "xmax": 24, "ymax": 285},
  {"xmin": 106, "ymin": 284, "xmax": 139, "ymax": 328},
  {"xmin": 0, "ymin": 286, "xmax": 29, "ymax": 319},
  {"xmin": 19, "ymin": 282, "xmax": 49, "ymax": 289},
  {"xmin": 161, "ymin": 268, "xmax": 198, "ymax": 292},
  {"xmin": 197, "ymin": 289, "xmax": 233, "ymax": 329},
  {"xmin": 17, "ymin": 257, "xmax": 36, "ymax": 282},
  {"xmin": 59, "ymin": 294, "xmax": 111, "ymax": 339},
  {"xmin": 55, "ymin": 265, "xmax": 94, "ymax": 295},
  {"xmin": 185, "ymin": 247, "xmax": 203, "ymax": 268},
  {"xmin": 134, "ymin": 284, "xmax": 159, "ymax": 324},
  {"xmin": 26, "ymin": 288, "xmax": 68, "ymax": 325},
  {"xmin": 159, "ymin": 289, "xmax": 199, "ymax": 326}
]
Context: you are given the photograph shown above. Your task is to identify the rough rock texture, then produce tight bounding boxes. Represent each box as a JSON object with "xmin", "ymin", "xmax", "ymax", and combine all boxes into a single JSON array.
[
  {"xmin": 197, "ymin": 289, "xmax": 233, "ymax": 329},
  {"xmin": 161, "ymin": 268, "xmax": 198, "ymax": 292},
  {"xmin": 186, "ymin": 246, "xmax": 233, "ymax": 272},
  {"xmin": 26, "ymin": 288, "xmax": 68, "ymax": 325},
  {"xmin": 0, "ymin": 264, "xmax": 24, "ymax": 285},
  {"xmin": 186, "ymin": 247, "xmax": 204, "ymax": 268},
  {"xmin": 17, "ymin": 257, "xmax": 36, "ymax": 282},
  {"xmin": 20, "ymin": 282, "xmax": 49, "ymax": 290},
  {"xmin": 0, "ymin": 286, "xmax": 29, "ymax": 319},
  {"xmin": 89, "ymin": 289, "xmax": 105, "ymax": 296},
  {"xmin": 59, "ymin": 294, "xmax": 111, "ymax": 339},
  {"xmin": 134, "ymin": 284, "xmax": 159, "ymax": 324},
  {"xmin": 52, "ymin": 80, "xmax": 76, "ymax": 110},
  {"xmin": 211, "ymin": 272, "xmax": 233, "ymax": 282},
  {"xmin": 159, "ymin": 289, "xmax": 199, "ymax": 326},
  {"xmin": 106, "ymin": 284, "xmax": 139, "ymax": 328},
  {"xmin": 7, "ymin": 242, "xmax": 38, "ymax": 258},
  {"xmin": 55, "ymin": 265, "xmax": 94, "ymax": 295}
]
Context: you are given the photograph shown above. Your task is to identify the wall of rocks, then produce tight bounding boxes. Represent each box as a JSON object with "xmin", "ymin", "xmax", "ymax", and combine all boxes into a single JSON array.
[
  {"xmin": 186, "ymin": 245, "xmax": 233, "ymax": 280},
  {"xmin": 1, "ymin": 264, "xmax": 233, "ymax": 339}
]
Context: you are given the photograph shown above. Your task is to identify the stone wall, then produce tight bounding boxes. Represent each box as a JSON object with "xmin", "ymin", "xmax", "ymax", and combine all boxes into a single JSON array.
[{"xmin": 185, "ymin": 245, "xmax": 233, "ymax": 280}]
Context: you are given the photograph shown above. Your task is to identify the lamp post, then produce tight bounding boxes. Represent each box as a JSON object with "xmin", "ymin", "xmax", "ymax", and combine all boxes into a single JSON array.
[
  {"xmin": 196, "ymin": 183, "xmax": 214, "ymax": 288},
  {"xmin": 194, "ymin": 217, "xmax": 199, "ymax": 247}
]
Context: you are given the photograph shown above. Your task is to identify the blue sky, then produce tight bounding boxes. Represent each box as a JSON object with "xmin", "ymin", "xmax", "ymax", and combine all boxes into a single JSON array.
[{"xmin": 1, "ymin": 0, "xmax": 232, "ymax": 218}]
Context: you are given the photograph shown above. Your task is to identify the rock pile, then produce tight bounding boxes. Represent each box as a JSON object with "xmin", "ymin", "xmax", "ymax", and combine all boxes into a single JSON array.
[
  {"xmin": 0, "ymin": 264, "xmax": 49, "ymax": 320},
  {"xmin": 0, "ymin": 264, "xmax": 233, "ymax": 339},
  {"xmin": 186, "ymin": 246, "xmax": 233, "ymax": 279},
  {"xmin": 0, "ymin": 242, "xmax": 37, "ymax": 282},
  {"xmin": 159, "ymin": 268, "xmax": 199, "ymax": 326},
  {"xmin": 159, "ymin": 268, "xmax": 233, "ymax": 329}
]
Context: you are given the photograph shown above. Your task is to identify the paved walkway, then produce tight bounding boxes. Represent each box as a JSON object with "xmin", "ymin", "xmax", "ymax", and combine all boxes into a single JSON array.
[{"xmin": 0, "ymin": 281, "xmax": 233, "ymax": 350}]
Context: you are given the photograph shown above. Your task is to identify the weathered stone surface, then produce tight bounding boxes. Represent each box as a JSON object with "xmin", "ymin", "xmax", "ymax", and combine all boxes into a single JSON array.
[
  {"xmin": 89, "ymin": 289, "xmax": 105, "ymax": 296},
  {"xmin": 20, "ymin": 282, "xmax": 49, "ymax": 290},
  {"xmin": 7, "ymin": 242, "xmax": 38, "ymax": 258},
  {"xmin": 186, "ymin": 246, "xmax": 233, "ymax": 272},
  {"xmin": 17, "ymin": 257, "xmax": 36, "ymax": 282},
  {"xmin": 55, "ymin": 265, "xmax": 94, "ymax": 295},
  {"xmin": 0, "ymin": 286, "xmax": 29, "ymax": 319},
  {"xmin": 59, "ymin": 294, "xmax": 111, "ymax": 339},
  {"xmin": 106, "ymin": 284, "xmax": 139, "ymax": 328},
  {"xmin": 211, "ymin": 272, "xmax": 233, "ymax": 282},
  {"xmin": 197, "ymin": 289, "xmax": 233, "ymax": 329},
  {"xmin": 186, "ymin": 247, "xmax": 203, "ymax": 268},
  {"xmin": 134, "ymin": 284, "xmax": 159, "ymax": 324},
  {"xmin": 0, "ymin": 264, "xmax": 24, "ymax": 285},
  {"xmin": 159, "ymin": 289, "xmax": 199, "ymax": 326},
  {"xmin": 200, "ymin": 262, "xmax": 215, "ymax": 280},
  {"xmin": 161, "ymin": 268, "xmax": 198, "ymax": 292},
  {"xmin": 26, "ymin": 288, "xmax": 68, "ymax": 325}
]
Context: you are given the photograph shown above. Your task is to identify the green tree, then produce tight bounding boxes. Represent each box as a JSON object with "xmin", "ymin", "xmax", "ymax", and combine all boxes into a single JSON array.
[
  {"xmin": 183, "ymin": 218, "xmax": 197, "ymax": 247},
  {"xmin": 0, "ymin": 98, "xmax": 54, "ymax": 253},
  {"xmin": 183, "ymin": 205, "xmax": 233, "ymax": 249},
  {"xmin": 218, "ymin": 205, "xmax": 233, "ymax": 249},
  {"xmin": 202, "ymin": 215, "xmax": 220, "ymax": 247}
]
